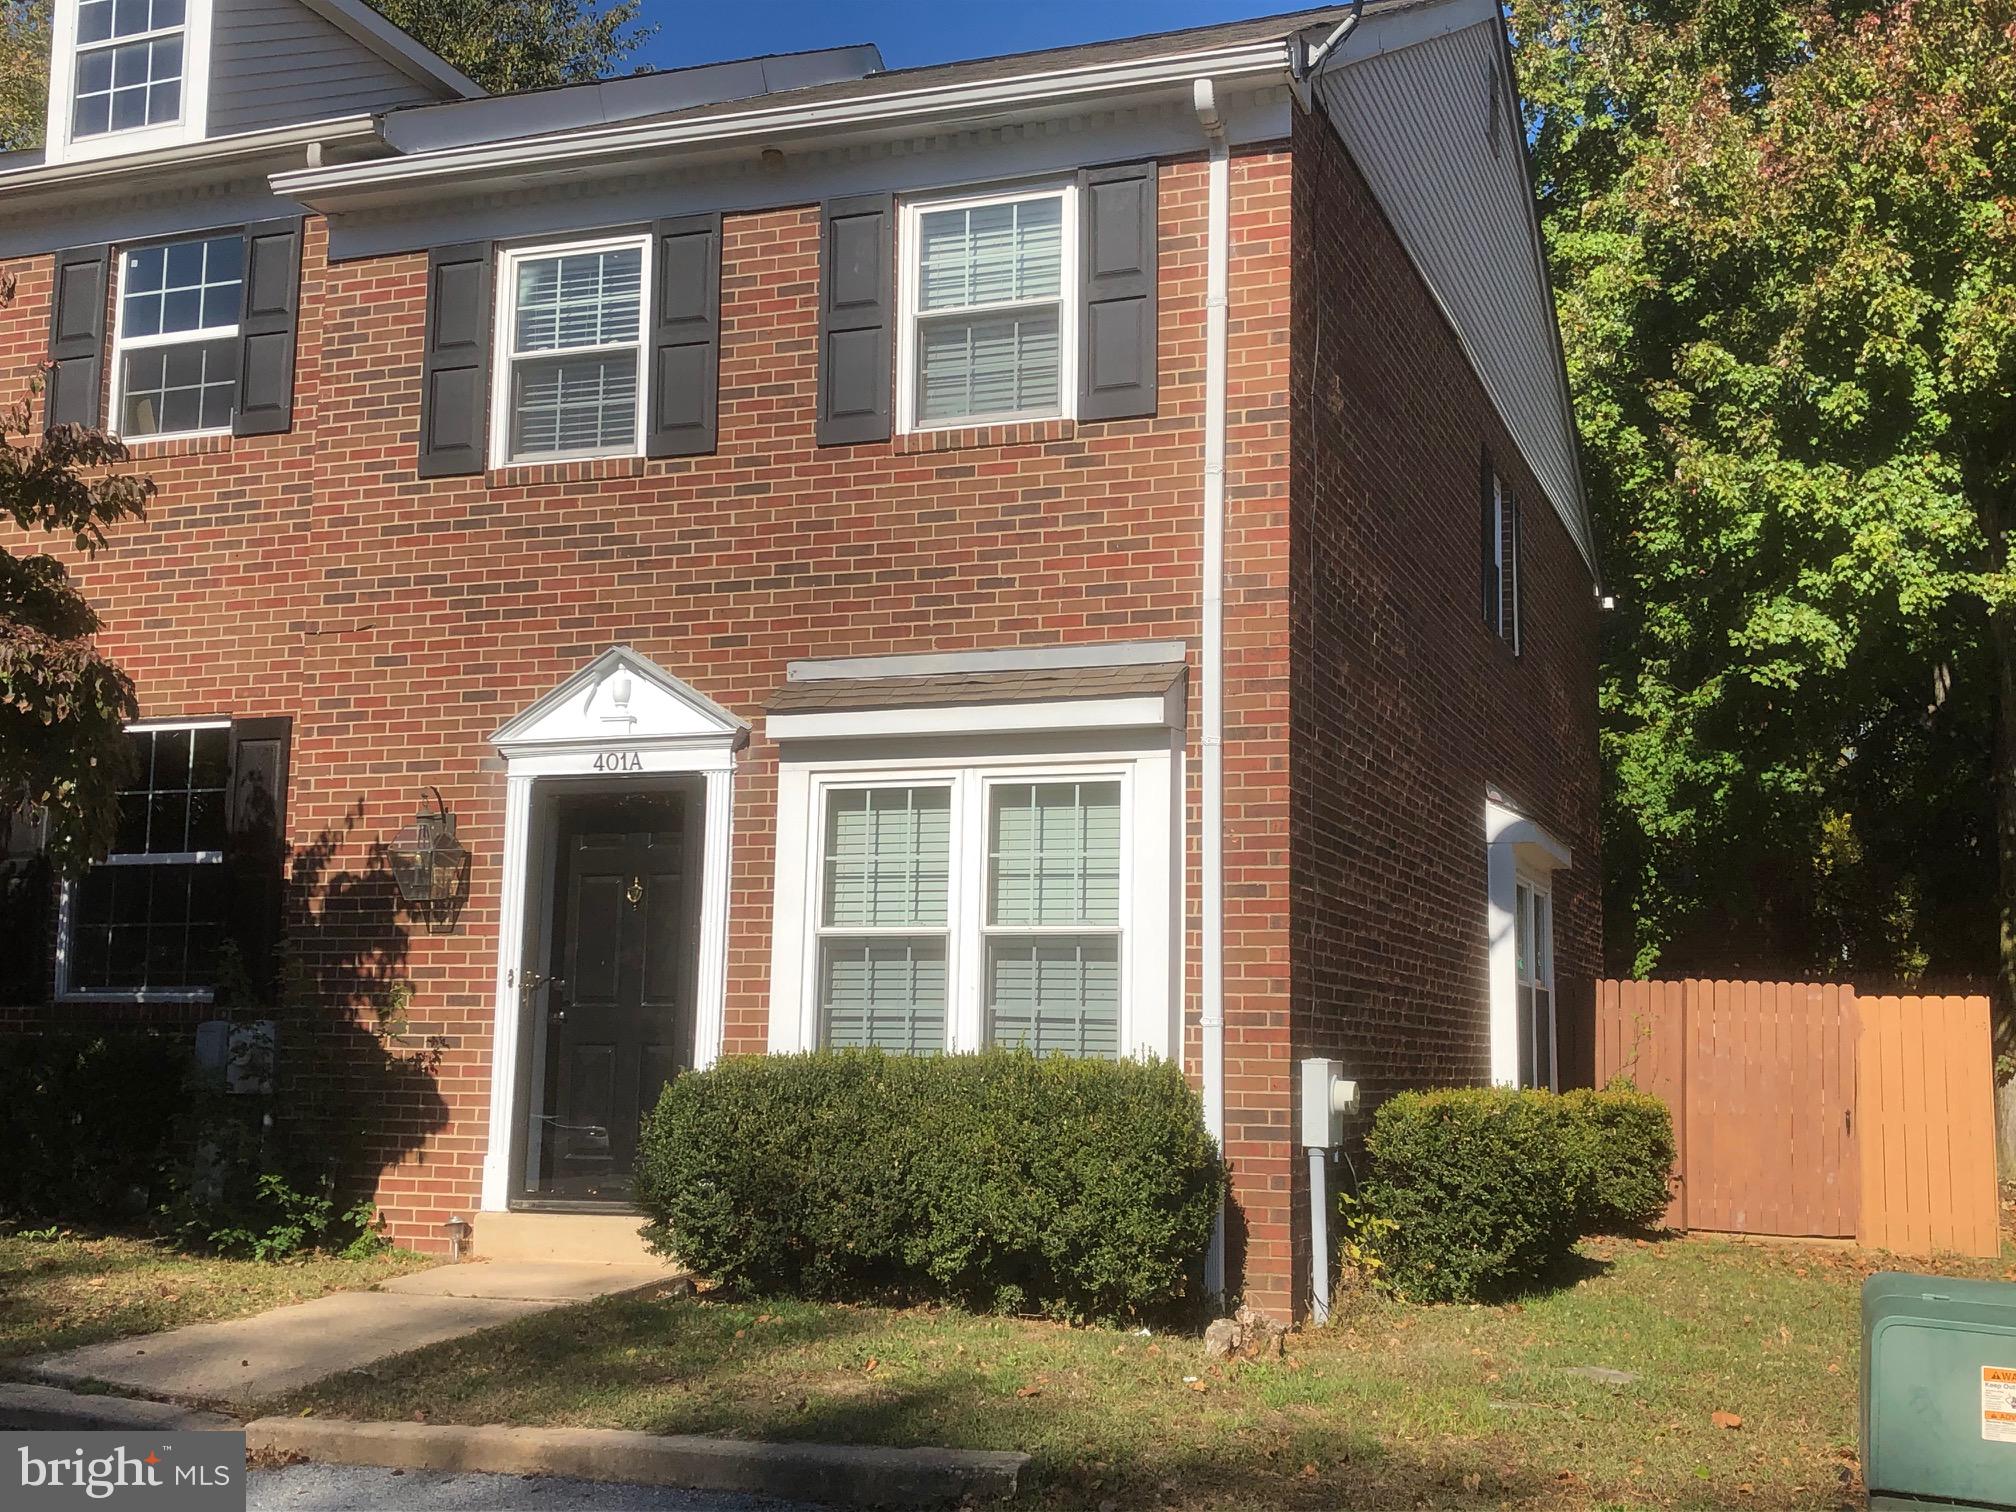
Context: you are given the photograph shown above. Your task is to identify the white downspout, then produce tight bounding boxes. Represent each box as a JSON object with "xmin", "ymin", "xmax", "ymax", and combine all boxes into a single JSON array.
[{"xmin": 1193, "ymin": 75, "xmax": 1230, "ymax": 1300}]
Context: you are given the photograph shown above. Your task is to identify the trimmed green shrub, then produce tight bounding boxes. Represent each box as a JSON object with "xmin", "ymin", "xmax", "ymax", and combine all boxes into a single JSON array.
[
  {"xmin": 0, "ymin": 1032, "xmax": 186, "ymax": 1222},
  {"xmin": 1353, "ymin": 1087, "xmax": 1583, "ymax": 1303},
  {"xmin": 1560, "ymin": 1082, "xmax": 1676, "ymax": 1232},
  {"xmin": 634, "ymin": 1049, "xmax": 1224, "ymax": 1322}
]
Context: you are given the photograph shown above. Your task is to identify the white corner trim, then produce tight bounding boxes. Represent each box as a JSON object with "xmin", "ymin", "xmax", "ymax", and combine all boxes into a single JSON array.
[
  {"xmin": 1484, "ymin": 795, "xmax": 1569, "ymax": 1087},
  {"xmin": 766, "ymin": 687, "xmax": 1182, "ymax": 744}
]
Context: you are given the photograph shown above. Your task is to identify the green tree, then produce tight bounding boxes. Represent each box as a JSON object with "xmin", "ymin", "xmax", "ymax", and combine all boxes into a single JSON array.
[
  {"xmin": 0, "ymin": 0, "xmax": 651, "ymax": 148},
  {"xmin": 1510, "ymin": 0, "xmax": 2016, "ymax": 1154},
  {"xmin": 0, "ymin": 2, "xmax": 48, "ymax": 150},
  {"xmin": 0, "ymin": 274, "xmax": 154, "ymax": 873},
  {"xmin": 367, "ymin": 0, "xmax": 652, "ymax": 94}
]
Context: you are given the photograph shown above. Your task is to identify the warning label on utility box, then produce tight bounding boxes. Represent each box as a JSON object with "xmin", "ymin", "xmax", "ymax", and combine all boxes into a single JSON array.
[{"xmin": 1985, "ymin": 1366, "xmax": 2016, "ymax": 1443}]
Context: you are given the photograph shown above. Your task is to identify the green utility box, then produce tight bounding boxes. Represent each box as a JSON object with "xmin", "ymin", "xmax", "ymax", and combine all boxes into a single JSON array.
[{"xmin": 1863, "ymin": 1271, "xmax": 2016, "ymax": 1510}]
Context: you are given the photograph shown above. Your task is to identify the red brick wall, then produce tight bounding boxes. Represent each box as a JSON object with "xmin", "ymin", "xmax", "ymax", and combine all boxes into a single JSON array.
[
  {"xmin": 1284, "ymin": 110, "xmax": 1603, "ymax": 1308},
  {"xmin": 0, "ymin": 151, "xmax": 1305, "ymax": 1312}
]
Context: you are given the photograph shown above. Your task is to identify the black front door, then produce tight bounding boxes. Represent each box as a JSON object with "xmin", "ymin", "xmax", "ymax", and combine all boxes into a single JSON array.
[{"xmin": 520, "ymin": 788, "xmax": 698, "ymax": 1206}]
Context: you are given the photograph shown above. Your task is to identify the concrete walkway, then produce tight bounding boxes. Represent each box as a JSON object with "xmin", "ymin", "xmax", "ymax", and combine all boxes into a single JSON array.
[{"xmin": 23, "ymin": 1260, "xmax": 679, "ymax": 1409}]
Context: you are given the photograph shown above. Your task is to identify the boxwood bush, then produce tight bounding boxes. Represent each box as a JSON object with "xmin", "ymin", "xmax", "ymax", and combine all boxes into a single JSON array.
[
  {"xmin": 1353, "ymin": 1087, "xmax": 1584, "ymax": 1303},
  {"xmin": 634, "ymin": 1049, "xmax": 1224, "ymax": 1322},
  {"xmin": 1560, "ymin": 1082, "xmax": 1677, "ymax": 1233}
]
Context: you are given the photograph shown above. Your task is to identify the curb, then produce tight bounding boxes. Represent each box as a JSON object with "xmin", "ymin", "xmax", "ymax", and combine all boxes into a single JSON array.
[
  {"xmin": 0, "ymin": 1382, "xmax": 242, "ymax": 1433},
  {"xmin": 244, "ymin": 1417, "xmax": 1028, "ymax": 1506}
]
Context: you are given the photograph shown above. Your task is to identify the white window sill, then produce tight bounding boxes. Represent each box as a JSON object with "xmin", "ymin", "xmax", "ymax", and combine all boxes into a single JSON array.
[{"xmin": 59, "ymin": 989, "xmax": 216, "ymax": 1005}]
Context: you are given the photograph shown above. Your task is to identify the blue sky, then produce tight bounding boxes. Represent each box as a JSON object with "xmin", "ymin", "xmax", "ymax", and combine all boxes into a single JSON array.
[{"xmin": 632, "ymin": 1, "xmax": 1308, "ymax": 74}]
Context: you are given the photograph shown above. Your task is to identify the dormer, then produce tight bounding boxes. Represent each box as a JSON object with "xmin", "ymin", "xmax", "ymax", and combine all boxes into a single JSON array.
[
  {"xmin": 46, "ymin": 0, "xmax": 208, "ymax": 162},
  {"xmin": 40, "ymin": 0, "xmax": 483, "ymax": 168}
]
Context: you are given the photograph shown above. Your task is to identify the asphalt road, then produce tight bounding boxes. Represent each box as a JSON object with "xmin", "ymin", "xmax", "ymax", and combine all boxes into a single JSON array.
[{"xmin": 248, "ymin": 1463, "xmax": 830, "ymax": 1511}]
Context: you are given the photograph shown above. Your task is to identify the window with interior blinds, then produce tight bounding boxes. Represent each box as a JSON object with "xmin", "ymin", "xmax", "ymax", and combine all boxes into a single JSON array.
[
  {"xmin": 819, "ymin": 786, "xmax": 950, "ymax": 1052},
  {"xmin": 914, "ymin": 194, "xmax": 1064, "ymax": 425},
  {"xmin": 985, "ymin": 781, "xmax": 1122, "ymax": 1057}
]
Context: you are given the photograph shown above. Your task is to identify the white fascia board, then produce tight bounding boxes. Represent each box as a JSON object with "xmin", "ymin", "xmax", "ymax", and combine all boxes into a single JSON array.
[
  {"xmin": 787, "ymin": 640, "xmax": 1189, "ymax": 683},
  {"xmin": 296, "ymin": 0, "xmax": 485, "ymax": 98},
  {"xmin": 1312, "ymin": 0, "xmax": 1498, "ymax": 75},
  {"xmin": 0, "ymin": 116, "xmax": 383, "ymax": 206},
  {"xmin": 766, "ymin": 690, "xmax": 1181, "ymax": 743},
  {"xmin": 271, "ymin": 38, "xmax": 1293, "ymax": 207}
]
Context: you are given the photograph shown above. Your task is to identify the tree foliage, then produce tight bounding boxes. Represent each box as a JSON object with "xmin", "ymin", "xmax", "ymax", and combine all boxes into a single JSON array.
[
  {"xmin": 366, "ymin": 0, "xmax": 652, "ymax": 95},
  {"xmin": 0, "ymin": 273, "xmax": 153, "ymax": 873},
  {"xmin": 1510, "ymin": 1, "xmax": 2015, "ymax": 999}
]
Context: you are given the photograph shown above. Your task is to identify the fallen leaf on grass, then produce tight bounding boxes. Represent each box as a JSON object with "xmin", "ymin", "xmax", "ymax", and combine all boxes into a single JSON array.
[
  {"xmin": 1712, "ymin": 1411, "xmax": 1744, "ymax": 1430},
  {"xmin": 1015, "ymin": 1385, "xmax": 1041, "ymax": 1399}
]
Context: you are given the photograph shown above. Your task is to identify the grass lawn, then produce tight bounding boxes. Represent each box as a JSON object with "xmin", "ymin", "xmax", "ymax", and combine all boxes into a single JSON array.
[
  {"xmin": 275, "ymin": 1229, "xmax": 2013, "ymax": 1511},
  {"xmin": 0, "ymin": 1229, "xmax": 435, "ymax": 1363}
]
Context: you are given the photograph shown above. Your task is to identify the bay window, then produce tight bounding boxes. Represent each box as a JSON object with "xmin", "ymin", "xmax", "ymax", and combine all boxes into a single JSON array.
[
  {"xmin": 494, "ymin": 235, "xmax": 648, "ymax": 465},
  {"xmin": 899, "ymin": 184, "xmax": 1074, "ymax": 431}
]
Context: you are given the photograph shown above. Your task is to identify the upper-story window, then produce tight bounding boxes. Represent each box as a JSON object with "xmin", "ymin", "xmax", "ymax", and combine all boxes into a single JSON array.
[
  {"xmin": 493, "ymin": 234, "xmax": 648, "ymax": 466},
  {"xmin": 48, "ymin": 0, "xmax": 209, "ymax": 162},
  {"xmin": 73, "ymin": 0, "xmax": 186, "ymax": 138},
  {"xmin": 113, "ymin": 233, "xmax": 243, "ymax": 439},
  {"xmin": 897, "ymin": 183, "xmax": 1076, "ymax": 432}
]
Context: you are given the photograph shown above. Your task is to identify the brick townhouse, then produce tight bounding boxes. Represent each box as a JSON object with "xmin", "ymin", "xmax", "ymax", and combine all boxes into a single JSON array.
[{"xmin": 0, "ymin": 0, "xmax": 1600, "ymax": 1321}]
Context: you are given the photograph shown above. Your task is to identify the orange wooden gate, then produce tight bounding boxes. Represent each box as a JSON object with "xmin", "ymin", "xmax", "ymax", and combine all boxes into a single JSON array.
[{"xmin": 1595, "ymin": 981, "xmax": 1998, "ymax": 1257}]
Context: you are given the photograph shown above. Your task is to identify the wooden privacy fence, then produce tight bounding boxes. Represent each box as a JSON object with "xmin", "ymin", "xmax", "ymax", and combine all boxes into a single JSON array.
[{"xmin": 1595, "ymin": 981, "xmax": 2001, "ymax": 1258}]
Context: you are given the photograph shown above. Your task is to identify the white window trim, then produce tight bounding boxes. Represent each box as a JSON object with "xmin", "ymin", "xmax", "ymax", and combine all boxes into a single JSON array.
[
  {"xmin": 770, "ymin": 740, "xmax": 1175, "ymax": 1062},
  {"xmin": 55, "ymin": 717, "xmax": 231, "ymax": 1004},
  {"xmin": 895, "ymin": 179, "xmax": 1078, "ymax": 435},
  {"xmin": 1484, "ymin": 795, "xmax": 1569, "ymax": 1088},
  {"xmin": 489, "ymin": 230, "xmax": 653, "ymax": 470},
  {"xmin": 45, "ymin": 0, "xmax": 212, "ymax": 167},
  {"xmin": 109, "ymin": 232, "xmax": 242, "ymax": 444}
]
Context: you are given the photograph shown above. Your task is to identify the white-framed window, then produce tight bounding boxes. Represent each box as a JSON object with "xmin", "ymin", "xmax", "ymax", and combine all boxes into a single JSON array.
[
  {"xmin": 491, "ymin": 233, "xmax": 650, "ymax": 467},
  {"xmin": 1514, "ymin": 876, "xmax": 1556, "ymax": 1090},
  {"xmin": 111, "ymin": 232, "xmax": 243, "ymax": 440},
  {"xmin": 46, "ymin": 0, "xmax": 211, "ymax": 163},
  {"xmin": 773, "ymin": 746, "xmax": 1174, "ymax": 1061},
  {"xmin": 896, "ymin": 181, "xmax": 1076, "ymax": 433},
  {"xmin": 1483, "ymin": 465, "xmax": 1521, "ymax": 653},
  {"xmin": 60, "ymin": 720, "xmax": 230, "ymax": 1000}
]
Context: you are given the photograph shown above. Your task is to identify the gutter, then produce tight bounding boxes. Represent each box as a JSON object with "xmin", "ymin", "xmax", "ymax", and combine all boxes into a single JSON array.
[
  {"xmin": 0, "ymin": 116, "xmax": 385, "ymax": 205},
  {"xmin": 272, "ymin": 39, "xmax": 1295, "ymax": 206},
  {"xmin": 1193, "ymin": 74, "xmax": 1232, "ymax": 1302}
]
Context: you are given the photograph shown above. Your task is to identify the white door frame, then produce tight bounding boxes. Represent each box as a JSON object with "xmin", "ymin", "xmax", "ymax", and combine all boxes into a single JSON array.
[{"xmin": 480, "ymin": 647, "xmax": 746, "ymax": 1213}]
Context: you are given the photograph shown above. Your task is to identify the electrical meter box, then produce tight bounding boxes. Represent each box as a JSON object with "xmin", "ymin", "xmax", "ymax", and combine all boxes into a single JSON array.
[{"xmin": 1863, "ymin": 1271, "xmax": 2016, "ymax": 1510}]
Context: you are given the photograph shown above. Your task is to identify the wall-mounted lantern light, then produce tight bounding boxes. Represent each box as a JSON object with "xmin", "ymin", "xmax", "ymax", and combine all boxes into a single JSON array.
[{"xmin": 389, "ymin": 787, "xmax": 470, "ymax": 928}]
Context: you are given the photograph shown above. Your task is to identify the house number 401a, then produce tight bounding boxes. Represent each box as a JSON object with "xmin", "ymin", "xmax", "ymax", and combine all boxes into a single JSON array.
[{"xmin": 593, "ymin": 751, "xmax": 643, "ymax": 772}]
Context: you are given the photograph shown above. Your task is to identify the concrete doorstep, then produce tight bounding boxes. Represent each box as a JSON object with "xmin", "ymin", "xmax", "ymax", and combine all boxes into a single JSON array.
[{"xmin": 244, "ymin": 1418, "xmax": 1030, "ymax": 1508}]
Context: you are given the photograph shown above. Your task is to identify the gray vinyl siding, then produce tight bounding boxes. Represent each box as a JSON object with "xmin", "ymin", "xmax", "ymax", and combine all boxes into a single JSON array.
[
  {"xmin": 208, "ymin": 0, "xmax": 438, "ymax": 136},
  {"xmin": 1317, "ymin": 20, "xmax": 1596, "ymax": 571}
]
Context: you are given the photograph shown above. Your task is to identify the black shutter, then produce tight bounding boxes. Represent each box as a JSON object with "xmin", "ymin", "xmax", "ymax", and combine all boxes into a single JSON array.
[
  {"xmin": 646, "ymin": 213, "xmax": 721, "ymax": 458},
  {"xmin": 417, "ymin": 241, "xmax": 493, "ymax": 477},
  {"xmin": 225, "ymin": 717, "xmax": 291, "ymax": 997},
  {"xmin": 815, "ymin": 193, "xmax": 892, "ymax": 446},
  {"xmin": 233, "ymin": 218, "xmax": 302, "ymax": 437},
  {"xmin": 46, "ymin": 245, "xmax": 109, "ymax": 432},
  {"xmin": 1480, "ymin": 453, "xmax": 1500, "ymax": 633},
  {"xmin": 1077, "ymin": 162, "xmax": 1158, "ymax": 422}
]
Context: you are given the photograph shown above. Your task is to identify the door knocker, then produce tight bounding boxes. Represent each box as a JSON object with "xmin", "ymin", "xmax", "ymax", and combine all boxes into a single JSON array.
[{"xmin": 626, "ymin": 876, "xmax": 645, "ymax": 907}]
